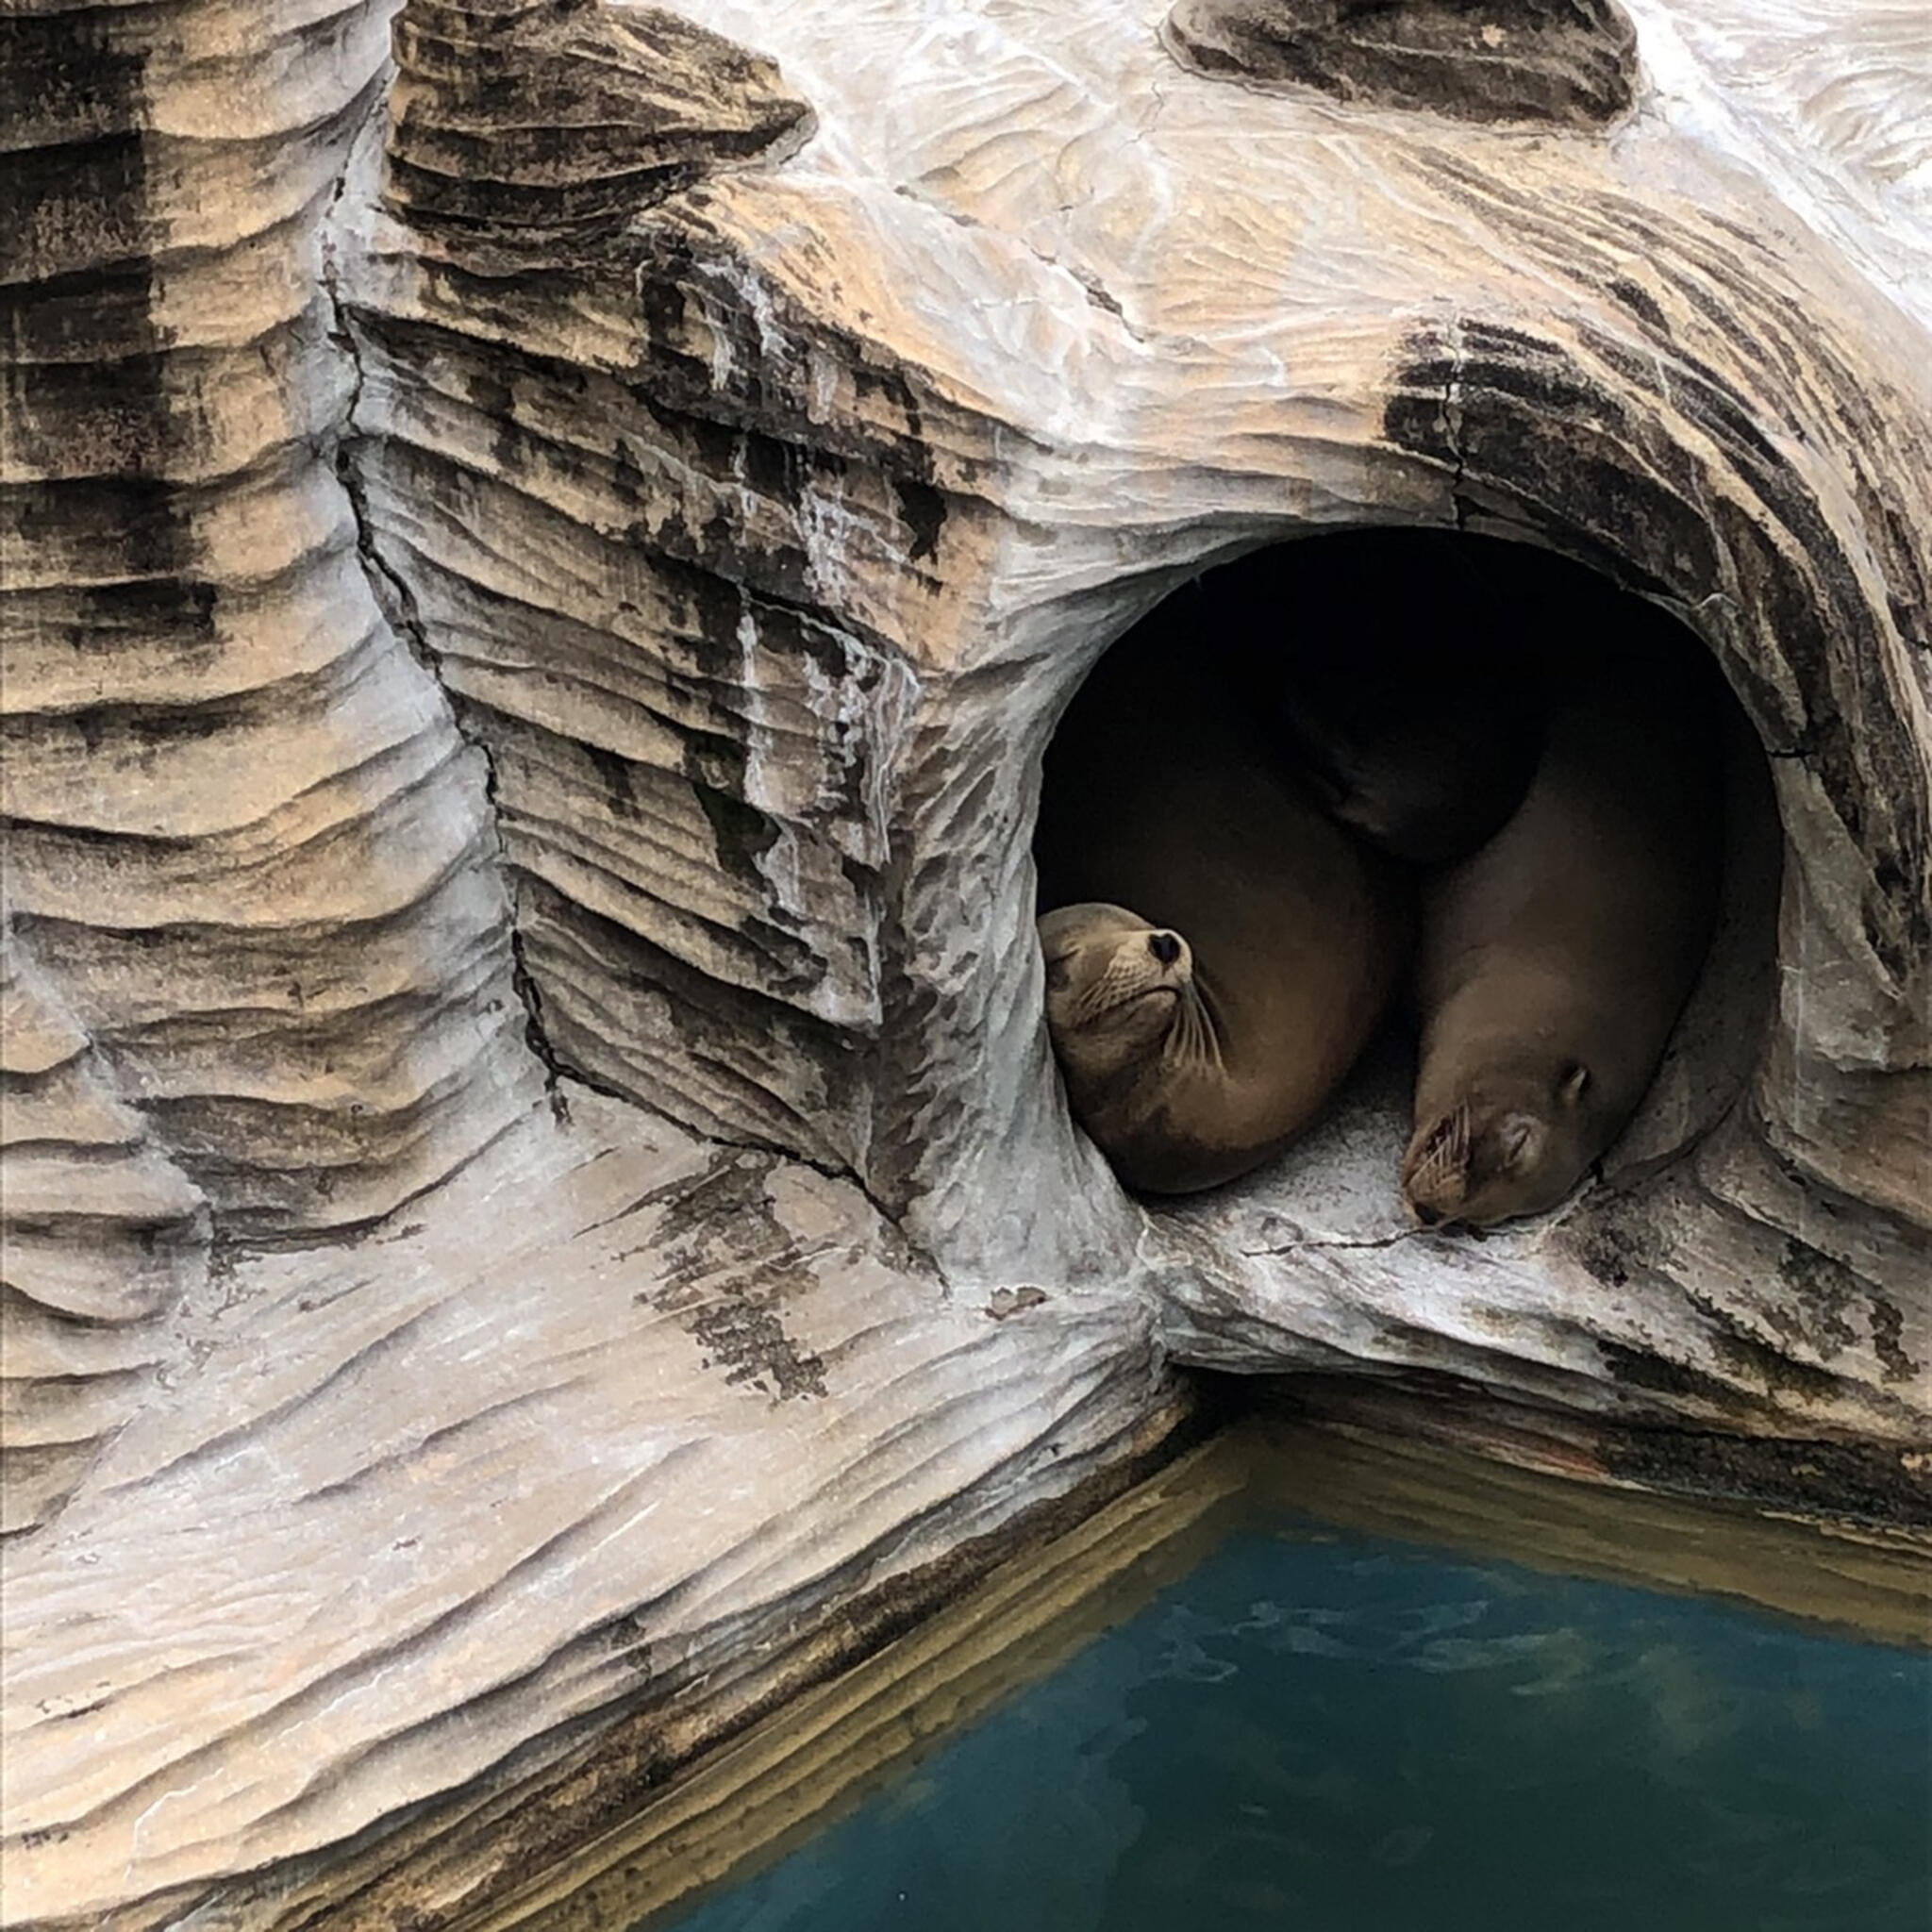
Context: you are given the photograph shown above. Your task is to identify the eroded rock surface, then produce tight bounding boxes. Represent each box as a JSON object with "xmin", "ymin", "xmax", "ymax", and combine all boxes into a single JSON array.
[
  {"xmin": 3, "ymin": 0, "xmax": 1929, "ymax": 1924},
  {"xmin": 0, "ymin": 0, "xmax": 534, "ymax": 1251},
  {"xmin": 1, "ymin": 1093, "xmax": 1176, "ymax": 1929}
]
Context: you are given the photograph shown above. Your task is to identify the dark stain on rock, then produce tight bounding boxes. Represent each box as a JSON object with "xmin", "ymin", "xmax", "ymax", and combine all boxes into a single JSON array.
[
  {"xmin": 635, "ymin": 238, "xmax": 708, "ymax": 390},
  {"xmin": 384, "ymin": 5, "xmax": 812, "ymax": 259},
  {"xmin": 1595, "ymin": 1341, "xmax": 1748, "ymax": 1412},
  {"xmin": 1671, "ymin": 1285, "xmax": 1847, "ymax": 1406},
  {"xmin": 680, "ymin": 720, "xmax": 751, "ymax": 788},
  {"xmin": 625, "ymin": 1149, "xmax": 828, "ymax": 1399},
  {"xmin": 658, "ymin": 390, "xmax": 741, "ymax": 480},
  {"xmin": 1384, "ymin": 327, "xmax": 1709, "ymax": 605},
  {"xmin": 8, "ymin": 99, "xmax": 157, "ymax": 294},
  {"xmin": 741, "ymin": 425, "xmax": 805, "ymax": 502},
  {"xmin": 70, "ymin": 575, "xmax": 218, "ymax": 659},
  {"xmin": 691, "ymin": 774, "xmax": 781, "ymax": 878},
  {"xmin": 8, "ymin": 42, "xmax": 192, "ymax": 584},
  {"xmin": 1606, "ymin": 275, "xmax": 1669, "ymax": 337},
  {"xmin": 1568, "ymin": 1214, "xmax": 1650, "ymax": 1291},
  {"xmin": 891, "ymin": 474, "xmax": 945, "ymax": 564},
  {"xmin": 1599, "ymin": 1426, "xmax": 1932, "ymax": 1533},
  {"xmin": 463, "ymin": 360, "xmax": 521, "ymax": 473},
  {"xmin": 687, "ymin": 1293, "xmax": 825, "ymax": 1401},
  {"xmin": 742, "ymin": 588, "xmax": 856, "ymax": 682},
  {"xmin": 651, "ymin": 548, "xmax": 749, "ymax": 682},
  {"xmin": 685, "ymin": 506, "xmax": 816, "ymax": 617},
  {"xmin": 2, "ymin": 13, "xmax": 148, "ymax": 147},
  {"xmin": 1869, "ymin": 1297, "xmax": 1921, "ymax": 1387},
  {"xmin": 522, "ymin": 877, "xmax": 862, "ymax": 1162},
  {"xmin": 1774, "ymin": 1238, "xmax": 1860, "ymax": 1357},
  {"xmin": 1163, "ymin": 0, "xmax": 1638, "ymax": 129},
  {"xmin": 1, "ymin": 257, "xmax": 160, "ymax": 369},
  {"xmin": 584, "ymin": 741, "xmax": 638, "ymax": 820}
]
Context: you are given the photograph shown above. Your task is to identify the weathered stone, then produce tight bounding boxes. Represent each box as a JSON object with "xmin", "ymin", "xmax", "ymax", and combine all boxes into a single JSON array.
[
  {"xmin": 0, "ymin": 0, "xmax": 536, "ymax": 1284},
  {"xmin": 0, "ymin": 1093, "xmax": 1180, "ymax": 1929},
  {"xmin": 2, "ymin": 0, "xmax": 1928, "ymax": 1924},
  {"xmin": 386, "ymin": 0, "xmax": 814, "ymax": 261}
]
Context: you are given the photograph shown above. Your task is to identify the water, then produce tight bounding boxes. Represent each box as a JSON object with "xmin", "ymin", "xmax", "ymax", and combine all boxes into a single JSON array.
[{"xmin": 649, "ymin": 1516, "xmax": 1931, "ymax": 1932}]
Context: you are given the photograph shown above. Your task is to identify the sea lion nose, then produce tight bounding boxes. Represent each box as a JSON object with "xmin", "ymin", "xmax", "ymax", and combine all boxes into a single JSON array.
[
  {"xmin": 1148, "ymin": 931, "xmax": 1181, "ymax": 966},
  {"xmin": 1413, "ymin": 1202, "xmax": 1443, "ymax": 1227}
]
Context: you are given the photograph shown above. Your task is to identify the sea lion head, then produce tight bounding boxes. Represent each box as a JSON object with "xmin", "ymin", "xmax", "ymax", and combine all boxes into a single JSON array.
[
  {"xmin": 1038, "ymin": 903, "xmax": 1199, "ymax": 1103},
  {"xmin": 1400, "ymin": 1058, "xmax": 1593, "ymax": 1228}
]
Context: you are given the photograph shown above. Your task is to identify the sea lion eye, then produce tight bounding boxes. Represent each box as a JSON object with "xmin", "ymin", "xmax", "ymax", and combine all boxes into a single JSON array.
[
  {"xmin": 1499, "ymin": 1114, "xmax": 1540, "ymax": 1167},
  {"xmin": 1044, "ymin": 954, "xmax": 1074, "ymax": 991}
]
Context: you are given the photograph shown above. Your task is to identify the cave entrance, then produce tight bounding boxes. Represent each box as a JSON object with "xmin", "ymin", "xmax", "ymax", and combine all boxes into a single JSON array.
[{"xmin": 1032, "ymin": 526, "xmax": 1782, "ymax": 1224}]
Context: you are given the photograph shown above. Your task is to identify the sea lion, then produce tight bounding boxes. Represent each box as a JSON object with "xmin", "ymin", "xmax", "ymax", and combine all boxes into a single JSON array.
[
  {"xmin": 1208, "ymin": 530, "xmax": 1554, "ymax": 864},
  {"xmin": 1401, "ymin": 625, "xmax": 1724, "ymax": 1227},
  {"xmin": 1035, "ymin": 627, "xmax": 1407, "ymax": 1193}
]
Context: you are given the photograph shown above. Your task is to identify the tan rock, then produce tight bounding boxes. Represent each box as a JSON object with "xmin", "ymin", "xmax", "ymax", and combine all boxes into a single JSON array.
[{"xmin": 2, "ymin": 0, "xmax": 1927, "ymax": 1924}]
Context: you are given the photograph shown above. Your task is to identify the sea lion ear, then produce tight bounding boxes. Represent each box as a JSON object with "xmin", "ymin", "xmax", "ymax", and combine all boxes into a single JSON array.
[{"xmin": 1557, "ymin": 1061, "xmax": 1591, "ymax": 1108}]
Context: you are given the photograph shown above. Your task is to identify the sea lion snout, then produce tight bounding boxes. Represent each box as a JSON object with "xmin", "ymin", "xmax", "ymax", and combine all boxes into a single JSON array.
[
  {"xmin": 1037, "ymin": 904, "xmax": 1204, "ymax": 1127},
  {"xmin": 1401, "ymin": 1094, "xmax": 1580, "ymax": 1228},
  {"xmin": 1403, "ymin": 634, "xmax": 1723, "ymax": 1231}
]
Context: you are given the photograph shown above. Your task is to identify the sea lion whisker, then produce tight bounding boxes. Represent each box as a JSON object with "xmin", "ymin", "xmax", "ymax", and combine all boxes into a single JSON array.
[
  {"xmin": 1171, "ymin": 987, "xmax": 1219, "ymax": 1073},
  {"xmin": 1405, "ymin": 1106, "xmax": 1474, "ymax": 1206},
  {"xmin": 1074, "ymin": 967, "xmax": 1179, "ymax": 1027}
]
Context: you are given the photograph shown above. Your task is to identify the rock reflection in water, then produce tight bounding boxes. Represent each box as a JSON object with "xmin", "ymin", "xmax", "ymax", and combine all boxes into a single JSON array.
[{"xmin": 650, "ymin": 1522, "xmax": 1930, "ymax": 1932}]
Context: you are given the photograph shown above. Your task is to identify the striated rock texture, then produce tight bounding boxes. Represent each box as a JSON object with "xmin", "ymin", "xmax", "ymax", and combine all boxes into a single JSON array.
[
  {"xmin": 0, "ymin": 0, "xmax": 541, "ymax": 1529},
  {"xmin": 2, "ymin": 0, "xmax": 1929, "ymax": 1926},
  {"xmin": 1, "ymin": 1092, "xmax": 1179, "ymax": 1930},
  {"xmin": 0, "ymin": 924, "xmax": 208, "ymax": 1535}
]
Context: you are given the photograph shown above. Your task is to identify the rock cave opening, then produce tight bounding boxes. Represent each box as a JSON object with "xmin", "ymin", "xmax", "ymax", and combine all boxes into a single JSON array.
[{"xmin": 1031, "ymin": 526, "xmax": 1785, "ymax": 1231}]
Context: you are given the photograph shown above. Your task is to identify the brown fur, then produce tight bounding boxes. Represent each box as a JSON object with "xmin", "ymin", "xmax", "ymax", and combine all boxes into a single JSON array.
[
  {"xmin": 1402, "ymin": 630, "xmax": 1724, "ymax": 1226},
  {"xmin": 1036, "ymin": 633, "xmax": 1407, "ymax": 1193}
]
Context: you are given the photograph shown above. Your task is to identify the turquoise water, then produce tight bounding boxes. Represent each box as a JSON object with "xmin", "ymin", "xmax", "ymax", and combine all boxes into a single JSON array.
[{"xmin": 652, "ymin": 1519, "xmax": 1931, "ymax": 1932}]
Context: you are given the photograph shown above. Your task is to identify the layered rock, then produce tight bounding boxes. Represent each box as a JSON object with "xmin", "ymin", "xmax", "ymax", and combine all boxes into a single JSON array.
[
  {"xmin": 0, "ymin": 926, "xmax": 207, "ymax": 1535},
  {"xmin": 0, "ymin": 0, "xmax": 537, "ymax": 1257},
  {"xmin": 2, "ymin": 0, "xmax": 1929, "ymax": 1925},
  {"xmin": 1, "ymin": 1091, "xmax": 1177, "ymax": 1929},
  {"xmin": 0, "ymin": 0, "xmax": 545, "ymax": 1529},
  {"xmin": 1162, "ymin": 0, "xmax": 1641, "ymax": 127}
]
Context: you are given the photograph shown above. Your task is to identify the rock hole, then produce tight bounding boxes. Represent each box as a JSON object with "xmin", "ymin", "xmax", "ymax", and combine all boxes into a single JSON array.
[{"xmin": 1032, "ymin": 527, "xmax": 1782, "ymax": 1228}]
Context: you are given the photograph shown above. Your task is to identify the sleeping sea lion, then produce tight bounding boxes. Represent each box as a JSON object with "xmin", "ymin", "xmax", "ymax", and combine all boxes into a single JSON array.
[
  {"xmin": 1036, "ymin": 628, "xmax": 1407, "ymax": 1193},
  {"xmin": 1401, "ymin": 625, "xmax": 1724, "ymax": 1227}
]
